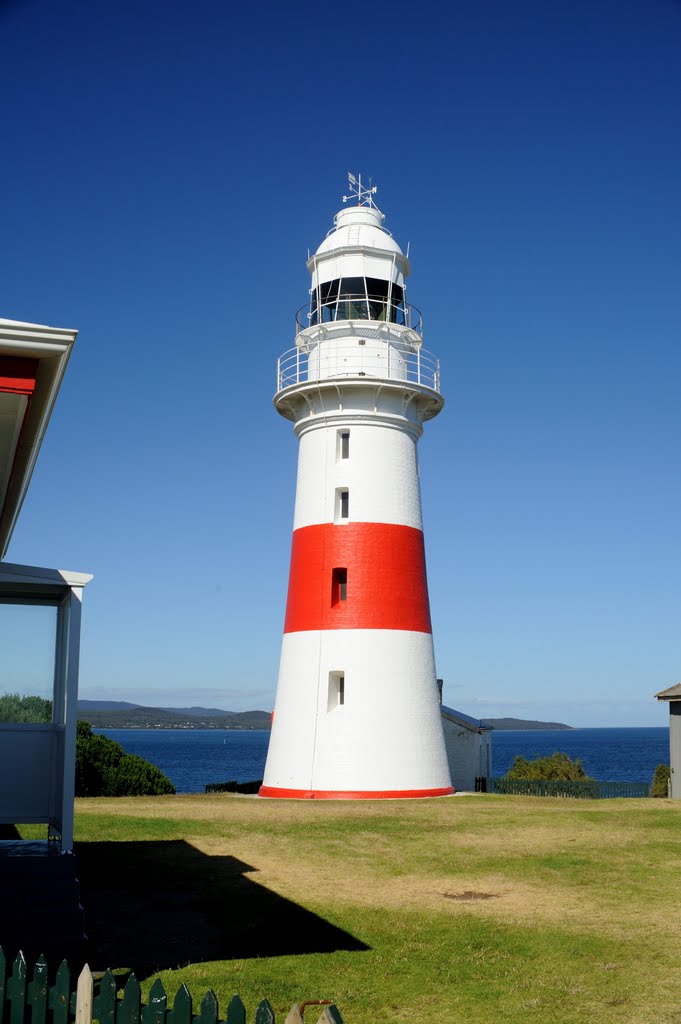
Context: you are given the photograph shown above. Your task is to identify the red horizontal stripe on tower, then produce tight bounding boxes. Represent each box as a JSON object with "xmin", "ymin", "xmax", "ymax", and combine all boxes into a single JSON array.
[{"xmin": 284, "ymin": 522, "xmax": 432, "ymax": 633}]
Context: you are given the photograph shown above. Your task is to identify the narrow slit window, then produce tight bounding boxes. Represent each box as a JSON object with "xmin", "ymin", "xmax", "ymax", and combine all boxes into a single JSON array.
[
  {"xmin": 340, "ymin": 431, "xmax": 350, "ymax": 460},
  {"xmin": 339, "ymin": 489, "xmax": 349, "ymax": 520},
  {"xmin": 331, "ymin": 568, "xmax": 347, "ymax": 605},
  {"xmin": 328, "ymin": 671, "xmax": 345, "ymax": 711}
]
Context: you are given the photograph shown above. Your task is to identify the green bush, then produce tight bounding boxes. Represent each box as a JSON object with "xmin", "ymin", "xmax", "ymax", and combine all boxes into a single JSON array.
[
  {"xmin": 75, "ymin": 720, "xmax": 175, "ymax": 796},
  {"xmin": 651, "ymin": 763, "xmax": 670, "ymax": 798},
  {"xmin": 503, "ymin": 751, "xmax": 593, "ymax": 782}
]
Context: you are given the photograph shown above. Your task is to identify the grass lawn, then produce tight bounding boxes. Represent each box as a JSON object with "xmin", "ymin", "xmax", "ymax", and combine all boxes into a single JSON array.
[{"xmin": 43, "ymin": 794, "xmax": 681, "ymax": 1023}]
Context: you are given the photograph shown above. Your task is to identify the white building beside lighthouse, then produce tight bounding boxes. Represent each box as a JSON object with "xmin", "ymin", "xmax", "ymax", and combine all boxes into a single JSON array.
[{"xmin": 261, "ymin": 177, "xmax": 452, "ymax": 799}]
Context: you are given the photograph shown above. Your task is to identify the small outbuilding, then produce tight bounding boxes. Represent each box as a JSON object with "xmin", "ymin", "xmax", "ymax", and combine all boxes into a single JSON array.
[
  {"xmin": 654, "ymin": 683, "xmax": 681, "ymax": 799},
  {"xmin": 440, "ymin": 705, "xmax": 493, "ymax": 792}
]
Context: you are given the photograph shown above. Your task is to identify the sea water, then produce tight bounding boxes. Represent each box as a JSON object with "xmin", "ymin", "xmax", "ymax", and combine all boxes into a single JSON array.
[
  {"xmin": 98, "ymin": 726, "xmax": 669, "ymax": 794},
  {"xmin": 491, "ymin": 727, "xmax": 668, "ymax": 783},
  {"xmin": 99, "ymin": 728, "xmax": 270, "ymax": 794}
]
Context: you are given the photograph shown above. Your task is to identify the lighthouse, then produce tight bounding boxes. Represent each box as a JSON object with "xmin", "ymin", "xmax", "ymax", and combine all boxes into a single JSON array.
[{"xmin": 260, "ymin": 176, "xmax": 453, "ymax": 799}]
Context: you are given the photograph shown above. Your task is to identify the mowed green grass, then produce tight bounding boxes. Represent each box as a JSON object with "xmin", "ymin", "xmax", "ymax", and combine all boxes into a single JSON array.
[{"xmin": 49, "ymin": 795, "xmax": 681, "ymax": 1023}]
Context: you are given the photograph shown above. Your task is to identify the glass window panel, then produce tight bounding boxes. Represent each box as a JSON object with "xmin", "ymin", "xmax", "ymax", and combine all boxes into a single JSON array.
[
  {"xmin": 338, "ymin": 278, "xmax": 367, "ymax": 320},
  {"xmin": 365, "ymin": 278, "xmax": 390, "ymax": 298},
  {"xmin": 365, "ymin": 278, "xmax": 389, "ymax": 321},
  {"xmin": 338, "ymin": 277, "xmax": 364, "ymax": 298},
  {"xmin": 0, "ymin": 604, "xmax": 57, "ymax": 723}
]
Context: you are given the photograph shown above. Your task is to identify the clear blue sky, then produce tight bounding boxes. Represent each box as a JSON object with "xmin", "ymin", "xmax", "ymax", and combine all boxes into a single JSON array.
[{"xmin": 2, "ymin": 0, "xmax": 679, "ymax": 726}]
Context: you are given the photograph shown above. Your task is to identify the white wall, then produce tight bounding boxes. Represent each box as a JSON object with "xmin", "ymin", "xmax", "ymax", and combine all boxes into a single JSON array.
[
  {"xmin": 441, "ymin": 720, "xmax": 492, "ymax": 792},
  {"xmin": 0, "ymin": 724, "xmax": 63, "ymax": 821}
]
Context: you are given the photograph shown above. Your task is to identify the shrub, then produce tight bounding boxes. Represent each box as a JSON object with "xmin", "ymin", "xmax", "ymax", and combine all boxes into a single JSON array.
[
  {"xmin": 651, "ymin": 764, "xmax": 670, "ymax": 798},
  {"xmin": 503, "ymin": 751, "xmax": 593, "ymax": 782},
  {"xmin": 75, "ymin": 720, "xmax": 176, "ymax": 796}
]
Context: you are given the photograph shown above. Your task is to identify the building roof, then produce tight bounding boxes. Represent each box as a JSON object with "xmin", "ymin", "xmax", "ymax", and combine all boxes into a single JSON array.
[
  {"xmin": 0, "ymin": 318, "xmax": 77, "ymax": 558},
  {"xmin": 440, "ymin": 705, "xmax": 490, "ymax": 733},
  {"xmin": 655, "ymin": 683, "xmax": 681, "ymax": 701}
]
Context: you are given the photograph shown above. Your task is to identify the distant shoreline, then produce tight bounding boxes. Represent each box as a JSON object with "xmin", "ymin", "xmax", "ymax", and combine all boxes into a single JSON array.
[
  {"xmin": 94, "ymin": 724, "xmax": 269, "ymax": 731},
  {"xmin": 78, "ymin": 701, "xmax": 272, "ymax": 731},
  {"xmin": 80, "ymin": 703, "xmax": 573, "ymax": 733},
  {"xmin": 481, "ymin": 717, "xmax": 573, "ymax": 731}
]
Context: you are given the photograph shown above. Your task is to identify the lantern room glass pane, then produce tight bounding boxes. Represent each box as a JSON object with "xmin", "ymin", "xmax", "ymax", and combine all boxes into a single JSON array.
[
  {"xmin": 314, "ymin": 277, "xmax": 407, "ymax": 324},
  {"xmin": 0, "ymin": 603, "xmax": 57, "ymax": 723}
]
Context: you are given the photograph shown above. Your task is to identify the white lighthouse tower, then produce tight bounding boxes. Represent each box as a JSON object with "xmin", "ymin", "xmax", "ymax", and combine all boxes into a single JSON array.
[{"xmin": 260, "ymin": 176, "xmax": 453, "ymax": 799}]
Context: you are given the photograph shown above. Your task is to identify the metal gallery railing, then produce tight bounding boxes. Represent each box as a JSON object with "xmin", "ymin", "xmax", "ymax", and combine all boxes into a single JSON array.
[{"xmin": 276, "ymin": 342, "xmax": 441, "ymax": 393}]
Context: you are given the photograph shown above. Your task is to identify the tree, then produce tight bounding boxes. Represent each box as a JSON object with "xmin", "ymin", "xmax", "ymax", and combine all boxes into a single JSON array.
[
  {"xmin": 0, "ymin": 692, "xmax": 52, "ymax": 723},
  {"xmin": 75, "ymin": 720, "xmax": 175, "ymax": 796},
  {"xmin": 651, "ymin": 764, "xmax": 670, "ymax": 798},
  {"xmin": 503, "ymin": 751, "xmax": 593, "ymax": 782}
]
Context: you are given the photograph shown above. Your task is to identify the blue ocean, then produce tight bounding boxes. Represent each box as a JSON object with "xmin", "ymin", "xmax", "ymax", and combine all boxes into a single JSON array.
[{"xmin": 98, "ymin": 726, "xmax": 669, "ymax": 794}]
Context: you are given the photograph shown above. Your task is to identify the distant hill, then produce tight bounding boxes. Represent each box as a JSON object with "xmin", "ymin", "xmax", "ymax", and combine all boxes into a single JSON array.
[
  {"xmin": 77, "ymin": 701, "xmax": 271, "ymax": 730},
  {"xmin": 158, "ymin": 706, "xmax": 232, "ymax": 718},
  {"xmin": 78, "ymin": 700, "xmax": 141, "ymax": 712},
  {"xmin": 481, "ymin": 718, "xmax": 572, "ymax": 731}
]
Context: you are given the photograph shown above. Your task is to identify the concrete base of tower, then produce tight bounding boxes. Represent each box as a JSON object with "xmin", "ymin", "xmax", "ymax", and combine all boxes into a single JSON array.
[
  {"xmin": 261, "ymin": 629, "xmax": 453, "ymax": 797},
  {"xmin": 259, "ymin": 785, "xmax": 455, "ymax": 799}
]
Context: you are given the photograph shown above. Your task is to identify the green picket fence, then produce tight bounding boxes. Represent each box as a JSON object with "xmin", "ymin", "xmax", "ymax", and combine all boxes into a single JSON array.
[
  {"xmin": 484, "ymin": 778, "xmax": 650, "ymax": 799},
  {"xmin": 0, "ymin": 949, "xmax": 343, "ymax": 1024}
]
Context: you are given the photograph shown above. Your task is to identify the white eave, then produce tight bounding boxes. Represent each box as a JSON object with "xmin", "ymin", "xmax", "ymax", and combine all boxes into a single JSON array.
[
  {"xmin": 0, "ymin": 561, "xmax": 92, "ymax": 600},
  {"xmin": 0, "ymin": 318, "xmax": 77, "ymax": 558}
]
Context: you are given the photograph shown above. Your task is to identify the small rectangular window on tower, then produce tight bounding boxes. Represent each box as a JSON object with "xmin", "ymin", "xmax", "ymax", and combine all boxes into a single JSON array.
[
  {"xmin": 336, "ymin": 488, "xmax": 349, "ymax": 521},
  {"xmin": 338, "ymin": 430, "xmax": 350, "ymax": 460},
  {"xmin": 331, "ymin": 568, "xmax": 347, "ymax": 605},
  {"xmin": 328, "ymin": 671, "xmax": 345, "ymax": 711}
]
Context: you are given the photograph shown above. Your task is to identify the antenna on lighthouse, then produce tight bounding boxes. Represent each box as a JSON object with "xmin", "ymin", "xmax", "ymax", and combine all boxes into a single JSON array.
[{"xmin": 343, "ymin": 172, "xmax": 381, "ymax": 212}]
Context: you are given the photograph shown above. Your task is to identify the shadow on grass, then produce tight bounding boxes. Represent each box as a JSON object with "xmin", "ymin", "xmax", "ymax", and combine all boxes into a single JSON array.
[{"xmin": 76, "ymin": 840, "xmax": 368, "ymax": 977}]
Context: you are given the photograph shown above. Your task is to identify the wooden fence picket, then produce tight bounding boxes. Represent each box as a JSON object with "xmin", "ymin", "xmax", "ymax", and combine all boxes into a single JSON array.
[
  {"xmin": 255, "ymin": 999, "xmax": 275, "ymax": 1024},
  {"xmin": 75, "ymin": 965, "xmax": 93, "ymax": 1024},
  {"xmin": 198, "ymin": 988, "xmax": 218, "ymax": 1024},
  {"xmin": 315, "ymin": 1008, "xmax": 343, "ymax": 1024},
  {"xmin": 142, "ymin": 978, "xmax": 167, "ymax": 1024},
  {"xmin": 49, "ymin": 961, "xmax": 71, "ymax": 1024},
  {"xmin": 284, "ymin": 1005, "xmax": 303, "ymax": 1024},
  {"xmin": 7, "ymin": 951, "xmax": 27, "ymax": 1024},
  {"xmin": 225, "ymin": 994, "xmax": 246, "ymax": 1024},
  {"xmin": 118, "ymin": 973, "xmax": 142, "ymax": 1024},
  {"xmin": 27, "ymin": 954, "xmax": 49, "ymax": 1024},
  {"xmin": 93, "ymin": 968, "xmax": 116, "ymax": 1024},
  {"xmin": 167, "ymin": 982, "xmax": 192, "ymax": 1024}
]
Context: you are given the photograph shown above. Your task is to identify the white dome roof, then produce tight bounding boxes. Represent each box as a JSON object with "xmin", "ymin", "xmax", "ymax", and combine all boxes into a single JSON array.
[{"xmin": 315, "ymin": 205, "xmax": 403, "ymax": 256}]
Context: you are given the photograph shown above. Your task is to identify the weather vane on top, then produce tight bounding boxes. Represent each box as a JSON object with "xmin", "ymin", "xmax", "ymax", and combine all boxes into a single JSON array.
[{"xmin": 343, "ymin": 172, "xmax": 381, "ymax": 211}]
